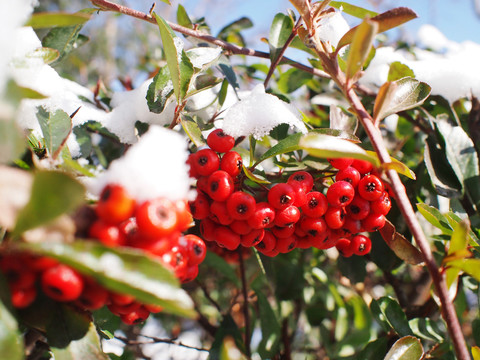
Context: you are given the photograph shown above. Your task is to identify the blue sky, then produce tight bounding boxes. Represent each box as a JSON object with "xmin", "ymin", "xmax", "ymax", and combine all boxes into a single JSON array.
[{"xmin": 177, "ymin": 0, "xmax": 480, "ymax": 45}]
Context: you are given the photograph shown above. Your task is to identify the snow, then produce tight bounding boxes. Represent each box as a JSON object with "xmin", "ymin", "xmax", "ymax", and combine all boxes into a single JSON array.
[
  {"xmin": 361, "ymin": 25, "xmax": 480, "ymax": 103},
  {"xmin": 91, "ymin": 125, "xmax": 194, "ymax": 202},
  {"xmin": 222, "ymin": 84, "xmax": 307, "ymax": 140},
  {"xmin": 315, "ymin": 11, "xmax": 350, "ymax": 48}
]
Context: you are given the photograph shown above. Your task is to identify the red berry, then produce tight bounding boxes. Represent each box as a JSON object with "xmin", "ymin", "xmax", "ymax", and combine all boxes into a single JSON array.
[
  {"xmin": 346, "ymin": 196, "xmax": 371, "ymax": 220},
  {"xmin": 200, "ymin": 218, "xmax": 217, "ymax": 242},
  {"xmin": 196, "ymin": 176, "xmax": 209, "ymax": 194},
  {"xmin": 370, "ymin": 191, "xmax": 392, "ymax": 215},
  {"xmin": 336, "ymin": 238, "xmax": 354, "ymax": 257},
  {"xmin": 11, "ymin": 286, "xmax": 36, "ymax": 308},
  {"xmin": 181, "ymin": 265, "xmax": 199, "ymax": 283},
  {"xmin": 89, "ymin": 220, "xmax": 126, "ymax": 247},
  {"xmin": 328, "ymin": 158, "xmax": 353, "ymax": 170},
  {"xmin": 185, "ymin": 234, "xmax": 207, "ymax": 266},
  {"xmin": 268, "ymin": 183, "xmax": 296, "ymax": 210},
  {"xmin": 241, "ymin": 228, "xmax": 265, "ymax": 247},
  {"xmin": 210, "ymin": 201, "xmax": 234, "ymax": 225},
  {"xmin": 326, "ymin": 181, "xmax": 355, "ymax": 207},
  {"xmin": 41, "ymin": 264, "xmax": 84, "ymax": 302},
  {"xmin": 220, "ymin": 151, "xmax": 243, "ymax": 178},
  {"xmin": 300, "ymin": 217, "xmax": 327, "ymax": 238},
  {"xmin": 120, "ymin": 307, "xmax": 150, "ymax": 325},
  {"xmin": 96, "ymin": 184, "xmax": 136, "ymax": 225},
  {"xmin": 231, "ymin": 220, "xmax": 252, "ymax": 235},
  {"xmin": 226, "ymin": 191, "xmax": 256, "ymax": 220},
  {"xmin": 190, "ymin": 193, "xmax": 210, "ymax": 220},
  {"xmin": 350, "ymin": 235, "xmax": 372, "ymax": 256},
  {"xmin": 287, "ymin": 171, "xmax": 314, "ymax": 192},
  {"xmin": 174, "ymin": 200, "xmax": 193, "ymax": 231},
  {"xmin": 362, "ymin": 213, "xmax": 386, "ymax": 232},
  {"xmin": 352, "ymin": 159, "xmax": 373, "ymax": 175},
  {"xmin": 77, "ymin": 280, "xmax": 109, "ymax": 310},
  {"xmin": 340, "ymin": 217, "xmax": 362, "ymax": 237},
  {"xmin": 207, "ymin": 170, "xmax": 234, "ymax": 202},
  {"xmin": 255, "ymin": 231, "xmax": 276, "ymax": 252},
  {"xmin": 193, "ymin": 149, "xmax": 220, "ymax": 177},
  {"xmin": 248, "ymin": 202, "xmax": 276, "ymax": 229},
  {"xmin": 110, "ymin": 292, "xmax": 135, "ymax": 306},
  {"xmin": 358, "ymin": 174, "xmax": 384, "ymax": 201},
  {"xmin": 301, "ymin": 192, "xmax": 328, "ymax": 218},
  {"xmin": 136, "ymin": 198, "xmax": 178, "ymax": 238},
  {"xmin": 274, "ymin": 205, "xmax": 300, "ymax": 227},
  {"xmin": 276, "ymin": 236, "xmax": 297, "ymax": 253},
  {"xmin": 207, "ymin": 129, "xmax": 235, "ymax": 153},
  {"xmin": 160, "ymin": 249, "xmax": 188, "ymax": 278},
  {"xmin": 215, "ymin": 226, "xmax": 241, "ymax": 250},
  {"xmin": 324, "ymin": 206, "xmax": 346, "ymax": 229},
  {"xmin": 335, "ymin": 166, "xmax": 361, "ymax": 188},
  {"xmin": 187, "ymin": 153, "xmax": 200, "ymax": 178},
  {"xmin": 272, "ymin": 224, "xmax": 296, "ymax": 238},
  {"xmin": 108, "ymin": 301, "xmax": 140, "ymax": 316}
]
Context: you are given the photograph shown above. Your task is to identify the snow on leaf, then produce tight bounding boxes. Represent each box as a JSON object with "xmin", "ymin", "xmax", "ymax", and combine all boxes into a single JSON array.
[{"xmin": 222, "ymin": 84, "xmax": 307, "ymax": 140}]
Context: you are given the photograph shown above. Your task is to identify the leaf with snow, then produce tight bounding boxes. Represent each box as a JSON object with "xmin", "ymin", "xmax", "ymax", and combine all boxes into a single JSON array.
[
  {"xmin": 186, "ymin": 47, "xmax": 222, "ymax": 70},
  {"xmin": 222, "ymin": 84, "xmax": 307, "ymax": 140}
]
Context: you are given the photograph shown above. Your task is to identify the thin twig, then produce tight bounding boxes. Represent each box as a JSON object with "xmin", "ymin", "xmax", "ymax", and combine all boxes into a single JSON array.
[
  {"xmin": 238, "ymin": 247, "xmax": 252, "ymax": 359},
  {"xmin": 116, "ymin": 334, "xmax": 209, "ymax": 352}
]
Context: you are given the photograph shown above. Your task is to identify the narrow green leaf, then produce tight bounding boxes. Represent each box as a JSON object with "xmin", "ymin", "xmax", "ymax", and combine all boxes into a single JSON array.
[
  {"xmin": 52, "ymin": 322, "xmax": 110, "ymax": 360},
  {"xmin": 177, "ymin": 4, "xmax": 193, "ymax": 29},
  {"xmin": 378, "ymin": 219, "xmax": 424, "ymax": 265},
  {"xmin": 42, "ymin": 23, "xmax": 85, "ymax": 64},
  {"xmin": 330, "ymin": 2, "xmax": 378, "ymax": 18},
  {"xmin": 0, "ymin": 300, "xmax": 24, "ymax": 360},
  {"xmin": 345, "ymin": 18, "xmax": 378, "ymax": 82},
  {"xmin": 153, "ymin": 13, "xmax": 194, "ymax": 102},
  {"xmin": 243, "ymin": 165, "xmax": 271, "ymax": 185},
  {"xmin": 181, "ymin": 115, "xmax": 205, "ymax": 147},
  {"xmin": 416, "ymin": 203, "xmax": 453, "ymax": 235},
  {"xmin": 437, "ymin": 117, "xmax": 480, "ymax": 208},
  {"xmin": 277, "ymin": 67, "xmax": 313, "ymax": 93},
  {"xmin": 24, "ymin": 241, "xmax": 195, "ymax": 318},
  {"xmin": 388, "ymin": 61, "xmax": 415, "ymax": 81},
  {"xmin": 299, "ymin": 133, "xmax": 380, "ymax": 166},
  {"xmin": 202, "ymin": 251, "xmax": 240, "ymax": 287},
  {"xmin": 373, "ymin": 77, "xmax": 431, "ymax": 123},
  {"xmin": 14, "ymin": 171, "xmax": 85, "ymax": 234},
  {"xmin": 448, "ymin": 258, "xmax": 480, "ymax": 283},
  {"xmin": 218, "ymin": 57, "xmax": 240, "ymax": 90},
  {"xmin": 269, "ymin": 13, "xmax": 294, "ymax": 62},
  {"xmin": 365, "ymin": 150, "xmax": 416, "ymax": 179},
  {"xmin": 160, "ymin": 0, "xmax": 171, "ymax": 4},
  {"xmin": 338, "ymin": 7, "xmax": 418, "ymax": 49},
  {"xmin": 218, "ymin": 79, "xmax": 230, "ymax": 107},
  {"xmin": 254, "ymin": 290, "xmax": 281, "ymax": 358},
  {"xmin": 383, "ymin": 336, "xmax": 423, "ymax": 360},
  {"xmin": 371, "ymin": 297, "xmax": 413, "ymax": 337},
  {"xmin": 26, "ymin": 12, "xmax": 91, "ymax": 28},
  {"xmin": 146, "ymin": 66, "xmax": 174, "ymax": 114},
  {"xmin": 37, "ymin": 107, "xmax": 72, "ymax": 158}
]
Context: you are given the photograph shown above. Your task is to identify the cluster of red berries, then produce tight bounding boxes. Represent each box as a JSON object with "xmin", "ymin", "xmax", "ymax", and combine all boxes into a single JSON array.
[
  {"xmin": 188, "ymin": 129, "xmax": 392, "ymax": 258},
  {"xmin": 0, "ymin": 184, "xmax": 207, "ymax": 325}
]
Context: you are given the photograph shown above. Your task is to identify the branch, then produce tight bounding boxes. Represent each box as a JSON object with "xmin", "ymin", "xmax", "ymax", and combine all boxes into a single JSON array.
[
  {"xmin": 89, "ymin": 0, "xmax": 330, "ymax": 79},
  {"xmin": 116, "ymin": 334, "xmax": 209, "ymax": 352}
]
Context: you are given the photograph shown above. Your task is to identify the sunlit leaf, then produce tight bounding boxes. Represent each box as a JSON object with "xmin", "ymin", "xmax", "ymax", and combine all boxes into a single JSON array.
[
  {"xmin": 14, "ymin": 171, "xmax": 85, "ymax": 234},
  {"xmin": 42, "ymin": 22, "xmax": 86, "ymax": 64},
  {"xmin": 153, "ymin": 13, "xmax": 194, "ymax": 102},
  {"xmin": 365, "ymin": 151, "xmax": 416, "ymax": 179},
  {"xmin": 371, "ymin": 297, "xmax": 413, "ymax": 337},
  {"xmin": 330, "ymin": 1, "xmax": 377, "ymax": 18},
  {"xmin": 345, "ymin": 18, "xmax": 378, "ymax": 82},
  {"xmin": 473, "ymin": 346, "xmax": 480, "ymax": 360},
  {"xmin": 448, "ymin": 258, "xmax": 480, "ymax": 283},
  {"xmin": 24, "ymin": 241, "xmax": 195, "ymax": 318},
  {"xmin": 177, "ymin": 4, "xmax": 193, "ymax": 28},
  {"xmin": 37, "ymin": 107, "xmax": 72, "ymax": 158},
  {"xmin": 146, "ymin": 66, "xmax": 174, "ymax": 114},
  {"xmin": 416, "ymin": 203, "xmax": 453, "ymax": 235},
  {"xmin": 373, "ymin": 77, "xmax": 431, "ymax": 123},
  {"xmin": 217, "ymin": 17, "xmax": 253, "ymax": 47},
  {"xmin": 408, "ymin": 318, "xmax": 444, "ymax": 342},
  {"xmin": 269, "ymin": 13, "xmax": 294, "ymax": 63},
  {"xmin": 383, "ymin": 336, "xmax": 423, "ymax": 360},
  {"xmin": 445, "ymin": 222, "xmax": 470, "ymax": 289},
  {"xmin": 378, "ymin": 220, "xmax": 424, "ymax": 265},
  {"xmin": 277, "ymin": 68, "xmax": 313, "ymax": 93},
  {"xmin": 182, "ymin": 115, "xmax": 206, "ymax": 148},
  {"xmin": 26, "ymin": 47, "xmax": 60, "ymax": 64},
  {"xmin": 243, "ymin": 165, "xmax": 270, "ymax": 185},
  {"xmin": 388, "ymin": 61, "xmax": 415, "ymax": 81},
  {"xmin": 338, "ymin": 7, "xmax": 417, "ymax": 49},
  {"xmin": 25, "ymin": 12, "xmax": 91, "ymax": 28}
]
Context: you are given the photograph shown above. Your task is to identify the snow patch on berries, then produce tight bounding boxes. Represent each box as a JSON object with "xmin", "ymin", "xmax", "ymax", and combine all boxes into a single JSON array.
[
  {"xmin": 92, "ymin": 126, "xmax": 193, "ymax": 202},
  {"xmin": 222, "ymin": 84, "xmax": 307, "ymax": 140}
]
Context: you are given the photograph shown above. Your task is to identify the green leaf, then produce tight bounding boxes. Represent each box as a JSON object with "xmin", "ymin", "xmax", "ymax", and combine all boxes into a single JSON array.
[
  {"xmin": 160, "ymin": 0, "xmax": 171, "ymax": 4},
  {"xmin": 243, "ymin": 165, "xmax": 270, "ymax": 185},
  {"xmin": 177, "ymin": 4, "xmax": 193, "ymax": 29},
  {"xmin": 26, "ymin": 47, "xmax": 60, "ymax": 64},
  {"xmin": 181, "ymin": 115, "xmax": 205, "ymax": 147},
  {"xmin": 209, "ymin": 315, "xmax": 246, "ymax": 359},
  {"xmin": 364, "ymin": 150, "xmax": 416, "ymax": 179},
  {"xmin": 473, "ymin": 346, "xmax": 480, "ymax": 360},
  {"xmin": 383, "ymin": 336, "xmax": 424, "ymax": 360},
  {"xmin": 358, "ymin": 338, "xmax": 388, "ymax": 360},
  {"xmin": 146, "ymin": 66, "xmax": 174, "ymax": 114},
  {"xmin": 378, "ymin": 219, "xmax": 424, "ymax": 265},
  {"xmin": 269, "ymin": 13, "xmax": 294, "ymax": 63},
  {"xmin": 388, "ymin": 61, "xmax": 415, "ymax": 82},
  {"xmin": 0, "ymin": 300, "xmax": 24, "ymax": 360},
  {"xmin": 25, "ymin": 241, "xmax": 195, "ymax": 318},
  {"xmin": 254, "ymin": 289, "xmax": 281, "ymax": 358},
  {"xmin": 202, "ymin": 251, "xmax": 241, "ymax": 287},
  {"xmin": 299, "ymin": 132, "xmax": 380, "ymax": 166},
  {"xmin": 448, "ymin": 258, "xmax": 480, "ymax": 283},
  {"xmin": 42, "ymin": 23, "xmax": 85, "ymax": 64},
  {"xmin": 26, "ymin": 12, "xmax": 91, "ymax": 28},
  {"xmin": 0, "ymin": 119, "xmax": 26, "ymax": 165},
  {"xmin": 153, "ymin": 13, "xmax": 194, "ymax": 102},
  {"xmin": 371, "ymin": 297, "xmax": 413, "ymax": 337},
  {"xmin": 345, "ymin": 18, "xmax": 378, "ymax": 82},
  {"xmin": 37, "ymin": 106, "xmax": 72, "ymax": 158},
  {"xmin": 373, "ymin": 77, "xmax": 431, "ymax": 123},
  {"xmin": 436, "ymin": 117, "xmax": 480, "ymax": 209},
  {"xmin": 408, "ymin": 318, "xmax": 444, "ymax": 342},
  {"xmin": 52, "ymin": 322, "xmax": 110, "ymax": 359},
  {"xmin": 330, "ymin": 2, "xmax": 378, "ymax": 18},
  {"xmin": 277, "ymin": 68, "xmax": 313, "ymax": 93},
  {"xmin": 217, "ymin": 17, "xmax": 253, "ymax": 47},
  {"xmin": 338, "ymin": 7, "xmax": 418, "ymax": 49},
  {"xmin": 218, "ymin": 57, "xmax": 240, "ymax": 90},
  {"xmin": 416, "ymin": 203, "xmax": 453, "ymax": 235},
  {"xmin": 14, "ymin": 170, "xmax": 85, "ymax": 234}
]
